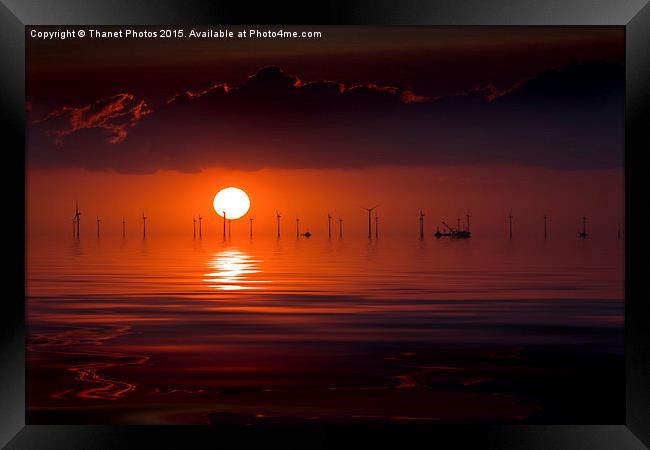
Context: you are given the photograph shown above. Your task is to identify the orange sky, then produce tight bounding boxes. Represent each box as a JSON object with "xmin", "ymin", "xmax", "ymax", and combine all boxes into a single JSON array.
[
  {"xmin": 26, "ymin": 27, "xmax": 624, "ymax": 237},
  {"xmin": 27, "ymin": 165, "xmax": 623, "ymax": 239}
]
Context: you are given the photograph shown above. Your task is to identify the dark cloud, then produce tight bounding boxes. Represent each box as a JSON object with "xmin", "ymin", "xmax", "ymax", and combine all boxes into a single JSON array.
[{"xmin": 28, "ymin": 61, "xmax": 623, "ymax": 173}]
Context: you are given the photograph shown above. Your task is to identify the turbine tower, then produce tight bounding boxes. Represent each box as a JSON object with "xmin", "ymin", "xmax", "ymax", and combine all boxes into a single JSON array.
[
  {"xmin": 198, "ymin": 214, "xmax": 203, "ymax": 238},
  {"xmin": 222, "ymin": 210, "xmax": 227, "ymax": 239},
  {"xmin": 419, "ymin": 210, "xmax": 425, "ymax": 239},
  {"xmin": 466, "ymin": 213, "xmax": 471, "ymax": 233},
  {"xmin": 96, "ymin": 216, "xmax": 101, "ymax": 238},
  {"xmin": 296, "ymin": 217, "xmax": 300, "ymax": 237},
  {"xmin": 338, "ymin": 217, "xmax": 343, "ymax": 238},
  {"xmin": 122, "ymin": 217, "xmax": 126, "ymax": 238},
  {"xmin": 578, "ymin": 216, "xmax": 588, "ymax": 239},
  {"xmin": 327, "ymin": 213, "xmax": 332, "ymax": 238},
  {"xmin": 363, "ymin": 205, "xmax": 379, "ymax": 239},
  {"xmin": 249, "ymin": 216, "xmax": 254, "ymax": 238},
  {"xmin": 72, "ymin": 218, "xmax": 75, "ymax": 237},
  {"xmin": 276, "ymin": 211, "xmax": 281, "ymax": 238},
  {"xmin": 73, "ymin": 201, "xmax": 81, "ymax": 238},
  {"xmin": 508, "ymin": 213, "xmax": 513, "ymax": 240},
  {"xmin": 142, "ymin": 211, "xmax": 148, "ymax": 238},
  {"xmin": 193, "ymin": 216, "xmax": 197, "ymax": 238}
]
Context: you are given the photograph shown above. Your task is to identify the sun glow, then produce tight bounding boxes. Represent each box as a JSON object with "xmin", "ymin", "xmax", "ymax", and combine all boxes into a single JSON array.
[{"xmin": 213, "ymin": 187, "xmax": 250, "ymax": 220}]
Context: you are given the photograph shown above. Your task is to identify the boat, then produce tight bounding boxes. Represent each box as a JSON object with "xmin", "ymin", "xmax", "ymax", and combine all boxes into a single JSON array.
[{"xmin": 434, "ymin": 221, "xmax": 471, "ymax": 239}]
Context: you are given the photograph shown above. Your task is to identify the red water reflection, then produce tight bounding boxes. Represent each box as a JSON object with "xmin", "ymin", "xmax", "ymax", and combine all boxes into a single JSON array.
[
  {"xmin": 29, "ymin": 326, "xmax": 149, "ymax": 400},
  {"xmin": 26, "ymin": 235, "xmax": 624, "ymax": 424}
]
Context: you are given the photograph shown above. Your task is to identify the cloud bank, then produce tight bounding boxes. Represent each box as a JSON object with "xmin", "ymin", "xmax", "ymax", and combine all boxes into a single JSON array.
[{"xmin": 28, "ymin": 61, "xmax": 624, "ymax": 173}]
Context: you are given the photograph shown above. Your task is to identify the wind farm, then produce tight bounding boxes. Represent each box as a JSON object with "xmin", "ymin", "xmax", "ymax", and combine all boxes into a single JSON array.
[
  {"xmin": 43, "ymin": 191, "xmax": 627, "ymax": 430},
  {"xmin": 67, "ymin": 194, "xmax": 619, "ymax": 242}
]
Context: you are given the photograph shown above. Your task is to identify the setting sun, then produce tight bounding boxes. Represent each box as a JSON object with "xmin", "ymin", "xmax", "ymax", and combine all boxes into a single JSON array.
[{"xmin": 213, "ymin": 187, "xmax": 250, "ymax": 220}]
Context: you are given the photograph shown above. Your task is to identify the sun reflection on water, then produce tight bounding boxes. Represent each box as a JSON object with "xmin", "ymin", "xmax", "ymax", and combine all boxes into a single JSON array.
[{"xmin": 203, "ymin": 250, "xmax": 263, "ymax": 291}]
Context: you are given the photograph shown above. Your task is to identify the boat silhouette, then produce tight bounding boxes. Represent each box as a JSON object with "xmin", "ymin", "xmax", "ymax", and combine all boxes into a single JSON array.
[{"xmin": 434, "ymin": 221, "xmax": 471, "ymax": 239}]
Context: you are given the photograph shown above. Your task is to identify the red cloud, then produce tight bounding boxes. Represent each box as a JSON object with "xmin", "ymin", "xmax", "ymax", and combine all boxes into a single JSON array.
[
  {"xmin": 400, "ymin": 90, "xmax": 428, "ymax": 103},
  {"xmin": 166, "ymin": 83, "xmax": 230, "ymax": 105},
  {"xmin": 38, "ymin": 93, "xmax": 151, "ymax": 144},
  {"xmin": 165, "ymin": 66, "xmax": 428, "ymax": 105},
  {"xmin": 469, "ymin": 82, "xmax": 523, "ymax": 102}
]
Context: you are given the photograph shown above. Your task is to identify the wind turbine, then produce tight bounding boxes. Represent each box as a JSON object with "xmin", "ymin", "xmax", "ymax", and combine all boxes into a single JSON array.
[
  {"xmin": 222, "ymin": 210, "xmax": 227, "ymax": 239},
  {"xmin": 338, "ymin": 217, "xmax": 343, "ymax": 238},
  {"xmin": 543, "ymin": 214, "xmax": 548, "ymax": 240},
  {"xmin": 508, "ymin": 213, "xmax": 513, "ymax": 240},
  {"xmin": 419, "ymin": 210, "xmax": 425, "ymax": 239},
  {"xmin": 96, "ymin": 216, "xmax": 101, "ymax": 238},
  {"xmin": 362, "ymin": 205, "xmax": 379, "ymax": 239},
  {"xmin": 327, "ymin": 213, "xmax": 332, "ymax": 238},
  {"xmin": 198, "ymin": 214, "xmax": 203, "ymax": 238},
  {"xmin": 193, "ymin": 216, "xmax": 197, "ymax": 238},
  {"xmin": 296, "ymin": 217, "xmax": 300, "ymax": 238},
  {"xmin": 578, "ymin": 216, "xmax": 588, "ymax": 239},
  {"xmin": 276, "ymin": 211, "xmax": 282, "ymax": 238},
  {"xmin": 73, "ymin": 201, "xmax": 81, "ymax": 238},
  {"xmin": 466, "ymin": 212, "xmax": 471, "ymax": 233},
  {"xmin": 142, "ymin": 211, "xmax": 148, "ymax": 238},
  {"xmin": 249, "ymin": 216, "xmax": 254, "ymax": 238},
  {"xmin": 72, "ymin": 217, "xmax": 75, "ymax": 237},
  {"xmin": 122, "ymin": 217, "xmax": 126, "ymax": 238}
]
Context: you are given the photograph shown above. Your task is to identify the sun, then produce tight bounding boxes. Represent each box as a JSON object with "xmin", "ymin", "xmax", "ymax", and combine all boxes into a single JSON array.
[{"xmin": 213, "ymin": 187, "xmax": 250, "ymax": 220}]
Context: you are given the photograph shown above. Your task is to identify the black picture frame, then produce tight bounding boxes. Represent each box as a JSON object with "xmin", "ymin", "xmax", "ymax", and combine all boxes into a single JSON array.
[{"xmin": 2, "ymin": 1, "xmax": 648, "ymax": 448}]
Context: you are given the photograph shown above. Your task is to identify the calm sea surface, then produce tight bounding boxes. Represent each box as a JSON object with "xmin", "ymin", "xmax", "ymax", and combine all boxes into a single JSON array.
[{"xmin": 26, "ymin": 234, "xmax": 624, "ymax": 424}]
